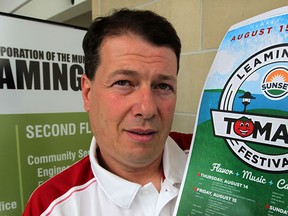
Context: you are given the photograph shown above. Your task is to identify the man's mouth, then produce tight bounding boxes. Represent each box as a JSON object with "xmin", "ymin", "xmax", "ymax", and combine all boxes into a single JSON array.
[
  {"xmin": 130, "ymin": 130, "xmax": 156, "ymax": 135},
  {"xmin": 125, "ymin": 129, "xmax": 157, "ymax": 142}
]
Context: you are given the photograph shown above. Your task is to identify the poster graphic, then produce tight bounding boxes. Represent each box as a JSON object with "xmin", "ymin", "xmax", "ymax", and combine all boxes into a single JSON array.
[
  {"xmin": 0, "ymin": 13, "xmax": 91, "ymax": 215},
  {"xmin": 175, "ymin": 7, "xmax": 288, "ymax": 216}
]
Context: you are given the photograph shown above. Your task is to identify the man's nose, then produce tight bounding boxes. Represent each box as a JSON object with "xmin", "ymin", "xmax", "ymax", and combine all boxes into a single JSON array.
[{"xmin": 132, "ymin": 87, "xmax": 157, "ymax": 120}]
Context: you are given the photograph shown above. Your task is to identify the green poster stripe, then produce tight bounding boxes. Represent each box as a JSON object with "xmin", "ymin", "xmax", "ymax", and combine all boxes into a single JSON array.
[{"xmin": 16, "ymin": 125, "xmax": 24, "ymax": 212}]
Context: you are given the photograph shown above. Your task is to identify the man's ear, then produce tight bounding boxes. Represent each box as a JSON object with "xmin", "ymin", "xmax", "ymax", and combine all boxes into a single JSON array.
[{"xmin": 81, "ymin": 74, "xmax": 91, "ymax": 112}]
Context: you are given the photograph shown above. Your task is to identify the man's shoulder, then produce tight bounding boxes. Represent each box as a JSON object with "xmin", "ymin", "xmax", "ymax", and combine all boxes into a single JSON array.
[
  {"xmin": 41, "ymin": 155, "xmax": 95, "ymax": 192},
  {"xmin": 23, "ymin": 155, "xmax": 94, "ymax": 215},
  {"xmin": 169, "ymin": 131, "xmax": 192, "ymax": 151}
]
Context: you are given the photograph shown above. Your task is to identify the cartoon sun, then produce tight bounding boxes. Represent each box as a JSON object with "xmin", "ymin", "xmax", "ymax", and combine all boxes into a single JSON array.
[
  {"xmin": 262, "ymin": 68, "xmax": 288, "ymax": 99},
  {"xmin": 266, "ymin": 68, "xmax": 288, "ymax": 83}
]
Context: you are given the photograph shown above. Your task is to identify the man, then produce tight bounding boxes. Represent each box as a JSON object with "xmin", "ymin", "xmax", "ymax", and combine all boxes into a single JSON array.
[{"xmin": 23, "ymin": 8, "xmax": 192, "ymax": 215}]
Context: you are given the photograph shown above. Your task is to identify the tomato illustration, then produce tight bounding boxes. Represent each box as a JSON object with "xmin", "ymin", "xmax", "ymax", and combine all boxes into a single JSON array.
[{"xmin": 233, "ymin": 116, "xmax": 254, "ymax": 137}]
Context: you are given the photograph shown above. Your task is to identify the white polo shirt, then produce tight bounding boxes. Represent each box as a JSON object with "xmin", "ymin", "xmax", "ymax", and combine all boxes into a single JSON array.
[{"xmin": 24, "ymin": 136, "xmax": 189, "ymax": 216}]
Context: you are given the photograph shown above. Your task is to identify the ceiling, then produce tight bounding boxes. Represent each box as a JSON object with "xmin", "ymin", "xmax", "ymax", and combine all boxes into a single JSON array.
[
  {"xmin": 0, "ymin": 0, "xmax": 30, "ymax": 13},
  {"xmin": 0, "ymin": 0, "xmax": 91, "ymax": 23}
]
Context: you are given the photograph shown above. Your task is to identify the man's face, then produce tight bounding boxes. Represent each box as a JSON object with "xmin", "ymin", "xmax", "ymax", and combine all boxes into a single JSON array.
[{"xmin": 82, "ymin": 34, "xmax": 177, "ymax": 168}]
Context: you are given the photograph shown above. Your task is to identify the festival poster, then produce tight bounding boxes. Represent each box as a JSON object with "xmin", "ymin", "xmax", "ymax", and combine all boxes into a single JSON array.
[
  {"xmin": 175, "ymin": 7, "xmax": 288, "ymax": 216},
  {"xmin": 0, "ymin": 13, "xmax": 92, "ymax": 215}
]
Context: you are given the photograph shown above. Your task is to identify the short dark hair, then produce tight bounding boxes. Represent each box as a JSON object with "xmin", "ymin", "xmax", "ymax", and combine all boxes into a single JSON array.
[{"xmin": 82, "ymin": 8, "xmax": 181, "ymax": 80}]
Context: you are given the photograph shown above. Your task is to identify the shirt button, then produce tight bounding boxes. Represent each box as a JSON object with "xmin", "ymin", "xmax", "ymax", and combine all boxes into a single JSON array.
[{"xmin": 142, "ymin": 190, "xmax": 150, "ymax": 195}]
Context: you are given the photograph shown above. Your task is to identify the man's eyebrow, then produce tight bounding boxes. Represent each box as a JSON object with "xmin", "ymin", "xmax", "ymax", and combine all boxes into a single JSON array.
[
  {"xmin": 157, "ymin": 74, "xmax": 177, "ymax": 83},
  {"xmin": 108, "ymin": 69, "xmax": 138, "ymax": 79},
  {"xmin": 107, "ymin": 69, "xmax": 176, "ymax": 83}
]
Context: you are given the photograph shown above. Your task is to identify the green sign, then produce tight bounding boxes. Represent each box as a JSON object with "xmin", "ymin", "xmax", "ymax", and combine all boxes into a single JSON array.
[
  {"xmin": 175, "ymin": 7, "xmax": 288, "ymax": 216},
  {"xmin": 0, "ymin": 13, "xmax": 89, "ymax": 215}
]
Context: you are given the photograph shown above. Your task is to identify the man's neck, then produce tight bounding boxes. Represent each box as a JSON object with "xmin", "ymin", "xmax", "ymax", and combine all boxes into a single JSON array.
[{"xmin": 97, "ymin": 149, "xmax": 163, "ymax": 191}]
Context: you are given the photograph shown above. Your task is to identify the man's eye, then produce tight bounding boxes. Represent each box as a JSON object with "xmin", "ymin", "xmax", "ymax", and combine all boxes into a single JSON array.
[
  {"xmin": 114, "ymin": 80, "xmax": 130, "ymax": 86},
  {"xmin": 158, "ymin": 83, "xmax": 172, "ymax": 91}
]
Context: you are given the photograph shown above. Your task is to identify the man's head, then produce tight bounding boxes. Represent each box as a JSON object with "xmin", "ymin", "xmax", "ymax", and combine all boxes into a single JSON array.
[
  {"xmin": 82, "ymin": 8, "xmax": 181, "ymax": 80},
  {"xmin": 81, "ymin": 9, "xmax": 181, "ymax": 173}
]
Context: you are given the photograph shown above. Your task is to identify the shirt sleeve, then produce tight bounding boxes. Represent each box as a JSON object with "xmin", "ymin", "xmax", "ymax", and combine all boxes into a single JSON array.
[{"xmin": 169, "ymin": 131, "xmax": 192, "ymax": 151}]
